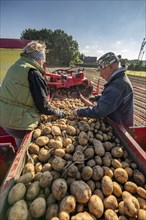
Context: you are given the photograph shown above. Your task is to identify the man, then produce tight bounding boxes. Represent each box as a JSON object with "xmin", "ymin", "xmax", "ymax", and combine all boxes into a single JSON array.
[
  {"xmin": 0, "ymin": 41, "xmax": 65, "ymax": 147},
  {"xmin": 73, "ymin": 52, "xmax": 134, "ymax": 130}
]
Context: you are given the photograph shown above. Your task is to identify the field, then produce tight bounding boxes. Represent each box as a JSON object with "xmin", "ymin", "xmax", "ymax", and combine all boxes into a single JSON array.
[{"xmin": 1, "ymin": 50, "xmax": 146, "ymax": 126}]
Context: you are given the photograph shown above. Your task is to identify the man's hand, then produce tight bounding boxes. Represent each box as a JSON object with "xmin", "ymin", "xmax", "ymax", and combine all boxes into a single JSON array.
[{"xmin": 89, "ymin": 96, "xmax": 97, "ymax": 102}]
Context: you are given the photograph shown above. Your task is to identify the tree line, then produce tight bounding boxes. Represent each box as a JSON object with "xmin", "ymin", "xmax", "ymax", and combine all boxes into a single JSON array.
[{"xmin": 21, "ymin": 28, "xmax": 145, "ymax": 71}]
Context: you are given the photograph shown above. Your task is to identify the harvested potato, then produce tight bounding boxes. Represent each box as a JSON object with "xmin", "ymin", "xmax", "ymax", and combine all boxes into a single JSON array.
[
  {"xmin": 137, "ymin": 197, "xmax": 146, "ymax": 209},
  {"xmin": 101, "ymin": 176, "xmax": 113, "ymax": 196},
  {"xmin": 59, "ymin": 211, "xmax": 70, "ymax": 220},
  {"xmin": 52, "ymin": 178, "xmax": 68, "ymax": 201},
  {"xmin": 114, "ymin": 168, "xmax": 128, "ymax": 184},
  {"xmin": 46, "ymin": 204, "xmax": 59, "ymax": 220},
  {"xmin": 71, "ymin": 211, "xmax": 95, "ymax": 220},
  {"xmin": 63, "ymin": 137, "xmax": 72, "ymax": 147},
  {"xmin": 8, "ymin": 183, "xmax": 26, "ymax": 205},
  {"xmin": 42, "ymin": 163, "xmax": 52, "ymax": 172},
  {"xmin": 52, "ymin": 157, "xmax": 66, "ymax": 171},
  {"xmin": 8, "ymin": 200, "xmax": 28, "ymax": 220},
  {"xmin": 88, "ymin": 195, "xmax": 104, "ymax": 218},
  {"xmin": 28, "ymin": 143, "xmax": 40, "ymax": 154},
  {"xmin": 124, "ymin": 181, "xmax": 137, "ymax": 194},
  {"xmin": 137, "ymin": 187, "xmax": 146, "ymax": 199},
  {"xmin": 35, "ymin": 162, "xmax": 43, "ymax": 173},
  {"xmin": 78, "ymin": 131, "xmax": 88, "ymax": 145},
  {"xmin": 113, "ymin": 181, "xmax": 122, "ymax": 197},
  {"xmin": 30, "ymin": 197, "xmax": 46, "ymax": 218},
  {"xmin": 60, "ymin": 195, "xmax": 76, "ymax": 213},
  {"xmin": 137, "ymin": 209, "xmax": 146, "ymax": 220},
  {"xmin": 104, "ymin": 195, "xmax": 118, "ymax": 210},
  {"xmin": 93, "ymin": 138, "xmax": 105, "ymax": 156},
  {"xmin": 39, "ymin": 171, "xmax": 53, "ymax": 188},
  {"xmin": 35, "ymin": 136, "xmax": 49, "ymax": 146},
  {"xmin": 66, "ymin": 125, "xmax": 76, "ymax": 135},
  {"xmin": 38, "ymin": 148, "xmax": 52, "ymax": 163},
  {"xmin": 16, "ymin": 172, "xmax": 33, "ymax": 184},
  {"xmin": 118, "ymin": 201, "xmax": 126, "ymax": 215},
  {"xmin": 50, "ymin": 139, "xmax": 63, "ymax": 149},
  {"xmin": 23, "ymin": 163, "xmax": 35, "ymax": 175},
  {"xmin": 104, "ymin": 209, "xmax": 118, "ymax": 220},
  {"xmin": 111, "ymin": 146, "xmax": 123, "ymax": 158},
  {"xmin": 124, "ymin": 196, "xmax": 140, "ymax": 217},
  {"xmin": 70, "ymin": 180, "xmax": 92, "ymax": 204},
  {"xmin": 133, "ymin": 170, "xmax": 145, "ymax": 186},
  {"xmin": 92, "ymin": 165, "xmax": 104, "ymax": 181},
  {"xmin": 32, "ymin": 128, "xmax": 42, "ymax": 139},
  {"xmin": 93, "ymin": 189, "xmax": 104, "ymax": 200},
  {"xmin": 52, "ymin": 125, "xmax": 62, "ymax": 136},
  {"xmin": 26, "ymin": 181, "xmax": 40, "ymax": 201},
  {"xmin": 81, "ymin": 166, "xmax": 93, "ymax": 181}
]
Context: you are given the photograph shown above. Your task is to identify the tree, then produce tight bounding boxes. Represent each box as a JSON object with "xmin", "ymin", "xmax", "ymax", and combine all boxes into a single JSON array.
[{"xmin": 21, "ymin": 28, "xmax": 80, "ymax": 66}]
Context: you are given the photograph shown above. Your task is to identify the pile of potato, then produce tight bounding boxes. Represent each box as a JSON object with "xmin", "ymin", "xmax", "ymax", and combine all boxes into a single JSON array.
[{"xmin": 6, "ymin": 98, "xmax": 146, "ymax": 220}]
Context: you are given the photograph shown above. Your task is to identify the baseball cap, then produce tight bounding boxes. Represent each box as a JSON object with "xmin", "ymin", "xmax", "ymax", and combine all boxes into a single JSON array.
[{"xmin": 97, "ymin": 52, "xmax": 119, "ymax": 70}]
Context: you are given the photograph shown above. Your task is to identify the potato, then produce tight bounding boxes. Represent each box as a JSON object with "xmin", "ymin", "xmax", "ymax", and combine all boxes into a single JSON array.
[
  {"xmin": 60, "ymin": 195, "xmax": 76, "ymax": 213},
  {"xmin": 124, "ymin": 181, "xmax": 137, "ymax": 194},
  {"xmin": 52, "ymin": 157, "xmax": 66, "ymax": 171},
  {"xmin": 23, "ymin": 163, "xmax": 35, "ymax": 175},
  {"xmin": 119, "ymin": 201, "xmax": 126, "ymax": 215},
  {"xmin": 101, "ymin": 176, "xmax": 113, "ymax": 196},
  {"xmin": 46, "ymin": 193, "xmax": 56, "ymax": 206},
  {"xmin": 35, "ymin": 162, "xmax": 43, "ymax": 173},
  {"xmin": 16, "ymin": 172, "xmax": 33, "ymax": 184},
  {"xmin": 137, "ymin": 209, "xmax": 146, "ymax": 220},
  {"xmin": 114, "ymin": 168, "xmax": 128, "ymax": 184},
  {"xmin": 104, "ymin": 209, "xmax": 119, "ymax": 220},
  {"xmin": 88, "ymin": 195, "xmax": 104, "ymax": 218},
  {"xmin": 137, "ymin": 187, "xmax": 146, "ymax": 199},
  {"xmin": 93, "ymin": 138, "xmax": 105, "ymax": 156},
  {"xmin": 59, "ymin": 211, "xmax": 70, "ymax": 220},
  {"xmin": 30, "ymin": 197, "xmax": 46, "ymax": 218},
  {"xmin": 93, "ymin": 189, "xmax": 104, "ymax": 200},
  {"xmin": 32, "ymin": 128, "xmax": 42, "ymax": 139},
  {"xmin": 38, "ymin": 148, "xmax": 52, "ymax": 163},
  {"xmin": 78, "ymin": 131, "xmax": 88, "ymax": 145},
  {"xmin": 52, "ymin": 178, "xmax": 68, "ymax": 201},
  {"xmin": 102, "ymin": 156, "xmax": 111, "ymax": 167},
  {"xmin": 124, "ymin": 196, "xmax": 140, "ymax": 217},
  {"xmin": 92, "ymin": 165, "xmax": 104, "ymax": 181},
  {"xmin": 111, "ymin": 146, "xmax": 123, "ymax": 158},
  {"xmin": 113, "ymin": 181, "xmax": 122, "ymax": 197},
  {"xmin": 42, "ymin": 163, "xmax": 52, "ymax": 172},
  {"xmin": 28, "ymin": 143, "xmax": 40, "ymax": 154},
  {"xmin": 102, "ymin": 166, "xmax": 114, "ymax": 178},
  {"xmin": 70, "ymin": 180, "xmax": 92, "ymax": 204},
  {"xmin": 8, "ymin": 200, "xmax": 28, "ymax": 220},
  {"xmin": 52, "ymin": 125, "xmax": 62, "ymax": 136},
  {"xmin": 137, "ymin": 197, "xmax": 146, "ymax": 209},
  {"xmin": 118, "ymin": 216, "xmax": 128, "ymax": 220},
  {"xmin": 71, "ymin": 211, "xmax": 95, "ymax": 220},
  {"xmin": 66, "ymin": 125, "xmax": 76, "ymax": 135},
  {"xmin": 133, "ymin": 170, "xmax": 145, "ymax": 186},
  {"xmin": 35, "ymin": 136, "xmax": 49, "ymax": 146},
  {"xmin": 39, "ymin": 171, "xmax": 53, "ymax": 188},
  {"xmin": 55, "ymin": 148, "xmax": 65, "ymax": 157},
  {"xmin": 26, "ymin": 181, "xmax": 40, "ymax": 201},
  {"xmin": 103, "ymin": 141, "xmax": 114, "ymax": 151},
  {"xmin": 67, "ymin": 165, "xmax": 78, "ymax": 178},
  {"xmin": 46, "ymin": 204, "xmax": 59, "ymax": 220},
  {"xmin": 65, "ymin": 144, "xmax": 75, "ymax": 154},
  {"xmin": 8, "ymin": 183, "xmax": 26, "ymax": 205},
  {"xmin": 104, "ymin": 195, "xmax": 118, "ymax": 210},
  {"xmin": 63, "ymin": 137, "xmax": 72, "ymax": 147},
  {"xmin": 112, "ymin": 159, "xmax": 122, "ymax": 169},
  {"xmin": 81, "ymin": 166, "xmax": 93, "ymax": 181},
  {"xmin": 50, "ymin": 139, "xmax": 63, "ymax": 149}
]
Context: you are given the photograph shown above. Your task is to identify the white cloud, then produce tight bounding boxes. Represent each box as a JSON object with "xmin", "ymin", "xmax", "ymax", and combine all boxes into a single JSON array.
[{"xmin": 80, "ymin": 39, "xmax": 142, "ymax": 60}]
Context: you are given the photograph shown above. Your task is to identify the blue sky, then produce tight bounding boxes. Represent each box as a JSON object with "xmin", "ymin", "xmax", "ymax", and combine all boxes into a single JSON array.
[{"xmin": 1, "ymin": 0, "xmax": 146, "ymax": 60}]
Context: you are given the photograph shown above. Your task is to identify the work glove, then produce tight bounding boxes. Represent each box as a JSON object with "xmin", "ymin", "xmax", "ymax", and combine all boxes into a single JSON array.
[
  {"xmin": 55, "ymin": 110, "xmax": 66, "ymax": 118},
  {"xmin": 89, "ymin": 96, "xmax": 97, "ymax": 102}
]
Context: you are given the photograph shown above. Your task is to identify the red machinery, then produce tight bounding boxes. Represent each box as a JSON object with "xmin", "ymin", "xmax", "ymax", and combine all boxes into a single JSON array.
[{"xmin": 44, "ymin": 68, "xmax": 95, "ymax": 98}]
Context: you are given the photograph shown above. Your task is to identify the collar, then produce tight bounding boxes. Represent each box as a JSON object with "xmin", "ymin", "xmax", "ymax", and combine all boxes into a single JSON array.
[{"xmin": 107, "ymin": 65, "xmax": 128, "ymax": 83}]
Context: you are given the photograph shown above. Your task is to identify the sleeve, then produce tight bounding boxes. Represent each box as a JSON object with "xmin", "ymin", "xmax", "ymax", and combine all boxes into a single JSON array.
[
  {"xmin": 28, "ymin": 68, "xmax": 58, "ymax": 115},
  {"xmin": 77, "ymin": 82, "xmax": 124, "ymax": 118}
]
